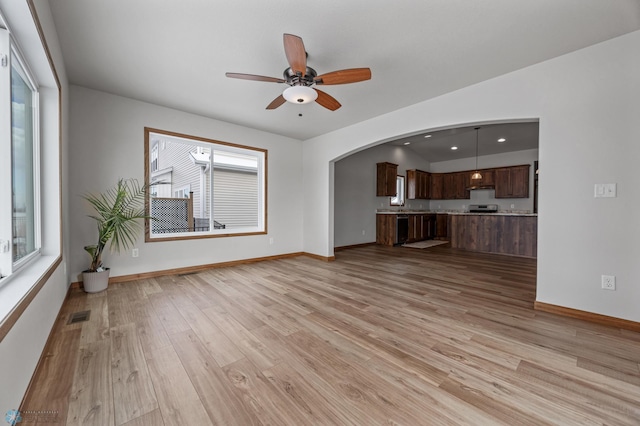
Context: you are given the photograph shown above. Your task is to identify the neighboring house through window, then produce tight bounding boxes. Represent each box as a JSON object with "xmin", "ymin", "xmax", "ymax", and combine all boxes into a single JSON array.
[{"xmin": 145, "ymin": 128, "xmax": 266, "ymax": 241}]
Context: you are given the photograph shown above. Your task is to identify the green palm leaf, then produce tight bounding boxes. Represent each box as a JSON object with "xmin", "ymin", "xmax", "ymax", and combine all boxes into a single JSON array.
[{"xmin": 83, "ymin": 178, "xmax": 151, "ymax": 271}]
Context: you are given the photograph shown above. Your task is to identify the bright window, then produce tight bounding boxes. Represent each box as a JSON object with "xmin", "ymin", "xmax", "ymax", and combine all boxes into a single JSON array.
[
  {"xmin": 11, "ymin": 50, "xmax": 38, "ymax": 264},
  {"xmin": 0, "ymin": 27, "xmax": 41, "ymax": 279},
  {"xmin": 390, "ymin": 175, "xmax": 405, "ymax": 206},
  {"xmin": 145, "ymin": 128, "xmax": 267, "ymax": 241}
]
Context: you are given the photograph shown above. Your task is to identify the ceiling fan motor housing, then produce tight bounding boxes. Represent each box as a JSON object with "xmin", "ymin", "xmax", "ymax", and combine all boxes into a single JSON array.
[{"xmin": 283, "ymin": 66, "xmax": 318, "ymax": 87}]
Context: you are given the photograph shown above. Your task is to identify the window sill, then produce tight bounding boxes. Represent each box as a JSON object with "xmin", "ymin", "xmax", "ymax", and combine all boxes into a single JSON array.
[{"xmin": 0, "ymin": 255, "xmax": 61, "ymax": 340}]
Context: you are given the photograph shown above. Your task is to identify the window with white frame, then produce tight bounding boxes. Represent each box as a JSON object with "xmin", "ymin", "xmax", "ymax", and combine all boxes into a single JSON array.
[
  {"xmin": 0, "ymin": 26, "xmax": 41, "ymax": 279},
  {"xmin": 390, "ymin": 175, "xmax": 405, "ymax": 206},
  {"xmin": 145, "ymin": 128, "xmax": 266, "ymax": 240},
  {"xmin": 174, "ymin": 184, "xmax": 191, "ymax": 199}
]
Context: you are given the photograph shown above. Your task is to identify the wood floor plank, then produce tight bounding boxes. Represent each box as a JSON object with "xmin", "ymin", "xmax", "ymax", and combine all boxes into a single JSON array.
[
  {"xmin": 110, "ymin": 323, "xmax": 158, "ymax": 425},
  {"xmin": 136, "ymin": 313, "xmax": 172, "ymax": 358},
  {"xmin": 80, "ymin": 293, "xmax": 110, "ymax": 344},
  {"xmin": 169, "ymin": 292, "xmax": 245, "ymax": 367},
  {"xmin": 20, "ymin": 329, "xmax": 81, "ymax": 425},
  {"xmin": 222, "ymin": 357, "xmax": 312, "ymax": 425},
  {"xmin": 145, "ymin": 344, "xmax": 212, "ymax": 425},
  {"xmin": 67, "ymin": 339, "xmax": 114, "ymax": 426},
  {"xmin": 169, "ymin": 330, "xmax": 263, "ymax": 426},
  {"xmin": 202, "ymin": 305, "xmax": 282, "ymax": 370},
  {"xmin": 120, "ymin": 408, "xmax": 164, "ymax": 426},
  {"xmin": 147, "ymin": 292, "xmax": 190, "ymax": 336},
  {"xmin": 363, "ymin": 354, "xmax": 505, "ymax": 425},
  {"xmin": 262, "ymin": 362, "xmax": 361, "ymax": 426},
  {"xmin": 19, "ymin": 245, "xmax": 640, "ymax": 425}
]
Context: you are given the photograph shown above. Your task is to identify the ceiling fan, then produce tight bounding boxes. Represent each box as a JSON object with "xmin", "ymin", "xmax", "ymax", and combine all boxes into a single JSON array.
[{"xmin": 226, "ymin": 33, "xmax": 371, "ymax": 111}]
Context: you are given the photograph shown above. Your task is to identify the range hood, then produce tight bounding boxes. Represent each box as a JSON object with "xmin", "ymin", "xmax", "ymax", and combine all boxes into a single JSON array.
[{"xmin": 466, "ymin": 184, "xmax": 495, "ymax": 191}]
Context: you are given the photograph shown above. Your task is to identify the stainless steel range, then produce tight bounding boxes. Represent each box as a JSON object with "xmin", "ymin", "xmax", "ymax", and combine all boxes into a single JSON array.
[{"xmin": 468, "ymin": 204, "xmax": 499, "ymax": 213}]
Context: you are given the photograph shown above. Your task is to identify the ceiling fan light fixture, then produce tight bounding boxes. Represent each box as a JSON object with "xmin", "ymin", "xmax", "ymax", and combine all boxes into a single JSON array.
[{"xmin": 283, "ymin": 85, "xmax": 317, "ymax": 104}]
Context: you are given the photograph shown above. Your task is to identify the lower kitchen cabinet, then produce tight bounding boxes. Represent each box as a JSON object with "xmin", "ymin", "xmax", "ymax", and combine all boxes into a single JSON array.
[
  {"xmin": 408, "ymin": 214, "xmax": 436, "ymax": 242},
  {"xmin": 376, "ymin": 214, "xmax": 396, "ymax": 245},
  {"xmin": 436, "ymin": 214, "xmax": 449, "ymax": 240},
  {"xmin": 377, "ymin": 213, "xmax": 437, "ymax": 246},
  {"xmin": 450, "ymin": 214, "xmax": 537, "ymax": 257}
]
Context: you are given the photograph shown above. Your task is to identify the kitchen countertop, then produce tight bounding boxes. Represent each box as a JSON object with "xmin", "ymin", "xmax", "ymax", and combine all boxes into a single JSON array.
[{"xmin": 376, "ymin": 210, "xmax": 537, "ymax": 217}]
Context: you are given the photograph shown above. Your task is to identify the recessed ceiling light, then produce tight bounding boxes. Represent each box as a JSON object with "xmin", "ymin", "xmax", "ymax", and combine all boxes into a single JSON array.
[
  {"xmin": 403, "ymin": 142, "xmax": 411, "ymax": 145},
  {"xmin": 424, "ymin": 134, "xmax": 432, "ymax": 138},
  {"xmin": 497, "ymin": 138, "xmax": 506, "ymax": 142},
  {"xmin": 451, "ymin": 146, "xmax": 458, "ymax": 150}
]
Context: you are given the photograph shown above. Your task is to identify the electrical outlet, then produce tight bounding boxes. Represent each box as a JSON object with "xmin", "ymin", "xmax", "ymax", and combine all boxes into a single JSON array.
[
  {"xmin": 601, "ymin": 275, "xmax": 615, "ymax": 290},
  {"xmin": 362, "ymin": 230, "xmax": 366, "ymax": 235},
  {"xmin": 269, "ymin": 237, "xmax": 274, "ymax": 245},
  {"xmin": 132, "ymin": 248, "xmax": 139, "ymax": 258}
]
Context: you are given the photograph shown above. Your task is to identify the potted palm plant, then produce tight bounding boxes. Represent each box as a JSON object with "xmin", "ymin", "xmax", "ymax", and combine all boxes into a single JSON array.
[{"xmin": 82, "ymin": 178, "xmax": 149, "ymax": 293}]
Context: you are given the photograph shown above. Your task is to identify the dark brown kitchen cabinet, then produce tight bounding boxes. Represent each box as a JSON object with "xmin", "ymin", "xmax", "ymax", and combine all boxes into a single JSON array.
[
  {"xmin": 407, "ymin": 169, "xmax": 431, "ymax": 199},
  {"xmin": 376, "ymin": 162, "xmax": 398, "ymax": 196},
  {"xmin": 467, "ymin": 169, "xmax": 495, "ymax": 187},
  {"xmin": 436, "ymin": 214, "xmax": 449, "ymax": 240},
  {"xmin": 430, "ymin": 173, "xmax": 444, "ymax": 199},
  {"xmin": 423, "ymin": 214, "xmax": 436, "ymax": 239},
  {"xmin": 408, "ymin": 214, "xmax": 436, "ymax": 242},
  {"xmin": 408, "ymin": 215, "xmax": 421, "ymax": 242},
  {"xmin": 442, "ymin": 173, "xmax": 456, "ymax": 199},
  {"xmin": 376, "ymin": 214, "xmax": 396, "ymax": 245},
  {"xmin": 444, "ymin": 172, "xmax": 470, "ymax": 199},
  {"xmin": 454, "ymin": 172, "xmax": 471, "ymax": 199},
  {"xmin": 495, "ymin": 165, "xmax": 530, "ymax": 198}
]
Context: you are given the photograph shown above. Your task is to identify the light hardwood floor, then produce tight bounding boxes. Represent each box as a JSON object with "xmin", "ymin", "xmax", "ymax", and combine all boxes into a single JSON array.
[{"xmin": 21, "ymin": 245, "xmax": 640, "ymax": 425}]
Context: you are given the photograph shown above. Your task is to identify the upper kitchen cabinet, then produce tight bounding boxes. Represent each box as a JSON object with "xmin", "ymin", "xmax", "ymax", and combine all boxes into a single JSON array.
[
  {"xmin": 444, "ymin": 172, "xmax": 470, "ymax": 199},
  {"xmin": 495, "ymin": 165, "xmax": 530, "ymax": 198},
  {"xmin": 430, "ymin": 173, "xmax": 444, "ymax": 199},
  {"xmin": 467, "ymin": 169, "xmax": 495, "ymax": 187},
  {"xmin": 407, "ymin": 169, "xmax": 431, "ymax": 199},
  {"xmin": 376, "ymin": 162, "xmax": 398, "ymax": 196}
]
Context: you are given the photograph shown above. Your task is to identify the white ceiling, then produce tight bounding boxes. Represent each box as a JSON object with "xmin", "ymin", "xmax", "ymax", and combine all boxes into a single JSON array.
[
  {"xmin": 390, "ymin": 121, "xmax": 539, "ymax": 163},
  {"xmin": 48, "ymin": 1, "xmax": 640, "ymax": 141}
]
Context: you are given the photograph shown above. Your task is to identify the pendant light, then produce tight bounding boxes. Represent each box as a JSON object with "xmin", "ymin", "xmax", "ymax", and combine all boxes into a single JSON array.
[{"xmin": 471, "ymin": 127, "xmax": 483, "ymax": 180}]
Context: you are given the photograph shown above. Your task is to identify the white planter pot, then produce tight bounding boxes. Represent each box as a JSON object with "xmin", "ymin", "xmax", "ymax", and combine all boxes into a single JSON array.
[{"xmin": 82, "ymin": 268, "xmax": 110, "ymax": 293}]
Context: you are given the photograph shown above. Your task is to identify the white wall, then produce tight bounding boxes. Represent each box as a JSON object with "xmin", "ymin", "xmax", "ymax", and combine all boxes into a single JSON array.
[
  {"xmin": 334, "ymin": 144, "xmax": 430, "ymax": 248},
  {"xmin": 68, "ymin": 86, "xmax": 303, "ymax": 281},
  {"xmin": 429, "ymin": 149, "xmax": 538, "ymax": 212},
  {"xmin": 303, "ymin": 30, "xmax": 640, "ymax": 322},
  {"xmin": 0, "ymin": 0, "xmax": 69, "ymax": 411}
]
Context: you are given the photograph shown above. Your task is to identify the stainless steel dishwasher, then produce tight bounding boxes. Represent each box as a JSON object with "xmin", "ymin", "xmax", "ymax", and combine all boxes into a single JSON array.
[{"xmin": 396, "ymin": 215, "xmax": 409, "ymax": 245}]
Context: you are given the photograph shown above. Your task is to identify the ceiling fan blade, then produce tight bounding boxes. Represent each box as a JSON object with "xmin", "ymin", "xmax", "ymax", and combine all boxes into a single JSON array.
[
  {"xmin": 283, "ymin": 34, "xmax": 307, "ymax": 75},
  {"xmin": 315, "ymin": 89, "xmax": 341, "ymax": 111},
  {"xmin": 266, "ymin": 94, "xmax": 286, "ymax": 110},
  {"xmin": 226, "ymin": 72, "xmax": 285, "ymax": 83},
  {"xmin": 315, "ymin": 68, "xmax": 372, "ymax": 85}
]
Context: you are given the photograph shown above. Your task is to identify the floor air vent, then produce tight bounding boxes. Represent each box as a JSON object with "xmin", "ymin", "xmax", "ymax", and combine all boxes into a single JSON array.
[{"xmin": 68, "ymin": 310, "xmax": 91, "ymax": 324}]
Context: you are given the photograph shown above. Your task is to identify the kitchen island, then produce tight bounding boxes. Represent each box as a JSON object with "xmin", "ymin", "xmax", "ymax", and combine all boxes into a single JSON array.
[
  {"xmin": 449, "ymin": 213, "xmax": 537, "ymax": 258},
  {"xmin": 376, "ymin": 210, "xmax": 537, "ymax": 258}
]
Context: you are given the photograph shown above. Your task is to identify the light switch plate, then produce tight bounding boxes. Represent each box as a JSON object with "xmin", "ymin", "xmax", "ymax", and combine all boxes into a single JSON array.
[{"xmin": 594, "ymin": 183, "xmax": 616, "ymax": 198}]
